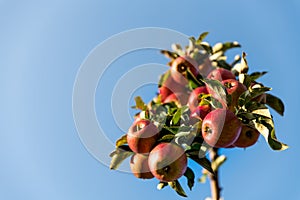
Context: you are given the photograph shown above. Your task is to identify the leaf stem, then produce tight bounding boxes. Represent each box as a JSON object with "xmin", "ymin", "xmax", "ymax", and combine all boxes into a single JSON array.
[{"xmin": 209, "ymin": 148, "xmax": 221, "ymax": 200}]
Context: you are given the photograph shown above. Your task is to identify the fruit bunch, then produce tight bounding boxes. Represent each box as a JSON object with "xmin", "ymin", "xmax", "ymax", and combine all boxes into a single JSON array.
[{"xmin": 110, "ymin": 32, "xmax": 287, "ymax": 197}]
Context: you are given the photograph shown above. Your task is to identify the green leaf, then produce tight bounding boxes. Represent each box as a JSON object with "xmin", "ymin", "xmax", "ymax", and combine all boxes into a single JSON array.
[
  {"xmin": 198, "ymin": 174, "xmax": 207, "ymax": 183},
  {"xmin": 157, "ymin": 182, "xmax": 168, "ymax": 190},
  {"xmin": 188, "ymin": 155, "xmax": 215, "ymax": 175},
  {"xmin": 160, "ymin": 50, "xmax": 179, "ymax": 60},
  {"xmin": 168, "ymin": 180, "xmax": 187, "ymax": 197},
  {"xmin": 158, "ymin": 134, "xmax": 175, "ymax": 142},
  {"xmin": 134, "ymin": 96, "xmax": 147, "ymax": 111},
  {"xmin": 252, "ymin": 108, "xmax": 288, "ymax": 151},
  {"xmin": 115, "ymin": 134, "xmax": 127, "ymax": 147},
  {"xmin": 250, "ymin": 87, "xmax": 271, "ymax": 99},
  {"xmin": 238, "ymin": 87, "xmax": 271, "ymax": 107},
  {"xmin": 250, "ymin": 71, "xmax": 268, "ymax": 80},
  {"xmin": 213, "ymin": 41, "xmax": 241, "ymax": 54},
  {"xmin": 196, "ymin": 32, "xmax": 209, "ymax": 44},
  {"xmin": 214, "ymin": 60, "xmax": 231, "ymax": 70},
  {"xmin": 265, "ymin": 93, "xmax": 285, "ymax": 116},
  {"xmin": 204, "ymin": 79, "xmax": 227, "ymax": 107},
  {"xmin": 187, "ymin": 68, "xmax": 203, "ymax": 88},
  {"xmin": 184, "ymin": 167, "xmax": 195, "ymax": 190},
  {"xmin": 172, "ymin": 108, "xmax": 182, "ymax": 125},
  {"xmin": 200, "ymin": 43, "xmax": 213, "ymax": 54},
  {"xmin": 109, "ymin": 147, "xmax": 134, "ymax": 170},
  {"xmin": 158, "ymin": 70, "xmax": 171, "ymax": 87}
]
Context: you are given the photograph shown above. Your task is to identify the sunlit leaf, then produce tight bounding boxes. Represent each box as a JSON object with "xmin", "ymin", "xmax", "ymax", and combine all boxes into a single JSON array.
[
  {"xmin": 115, "ymin": 134, "xmax": 127, "ymax": 147},
  {"xmin": 197, "ymin": 32, "xmax": 209, "ymax": 44},
  {"xmin": 168, "ymin": 180, "xmax": 188, "ymax": 197},
  {"xmin": 160, "ymin": 50, "xmax": 179, "ymax": 60},
  {"xmin": 157, "ymin": 182, "xmax": 168, "ymax": 190},
  {"xmin": 252, "ymin": 108, "xmax": 288, "ymax": 151},
  {"xmin": 110, "ymin": 147, "xmax": 134, "ymax": 170},
  {"xmin": 134, "ymin": 96, "xmax": 147, "ymax": 111}
]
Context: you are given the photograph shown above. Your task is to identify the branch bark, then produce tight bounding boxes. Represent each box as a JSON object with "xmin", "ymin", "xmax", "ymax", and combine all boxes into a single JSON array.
[{"xmin": 209, "ymin": 148, "xmax": 221, "ymax": 200}]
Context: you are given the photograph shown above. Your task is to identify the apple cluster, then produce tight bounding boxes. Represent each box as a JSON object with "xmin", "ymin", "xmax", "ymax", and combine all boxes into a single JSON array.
[{"xmin": 110, "ymin": 33, "xmax": 286, "ymax": 197}]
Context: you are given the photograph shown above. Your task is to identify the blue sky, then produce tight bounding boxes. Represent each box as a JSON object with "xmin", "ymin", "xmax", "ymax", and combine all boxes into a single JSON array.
[{"xmin": 1, "ymin": 1, "xmax": 300, "ymax": 200}]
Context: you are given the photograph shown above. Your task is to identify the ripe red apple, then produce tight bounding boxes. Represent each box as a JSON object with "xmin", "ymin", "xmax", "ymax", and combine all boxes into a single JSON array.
[
  {"xmin": 233, "ymin": 125, "xmax": 260, "ymax": 148},
  {"xmin": 222, "ymin": 79, "xmax": 247, "ymax": 112},
  {"xmin": 159, "ymin": 71, "xmax": 190, "ymax": 102},
  {"xmin": 127, "ymin": 119, "xmax": 160, "ymax": 153},
  {"xmin": 170, "ymin": 56, "xmax": 199, "ymax": 84},
  {"xmin": 130, "ymin": 153, "xmax": 154, "ymax": 179},
  {"xmin": 202, "ymin": 109, "xmax": 242, "ymax": 148},
  {"xmin": 190, "ymin": 105, "xmax": 211, "ymax": 121},
  {"xmin": 163, "ymin": 92, "xmax": 190, "ymax": 106},
  {"xmin": 188, "ymin": 86, "xmax": 209, "ymax": 112},
  {"xmin": 148, "ymin": 143, "xmax": 187, "ymax": 182},
  {"xmin": 207, "ymin": 68, "xmax": 236, "ymax": 81}
]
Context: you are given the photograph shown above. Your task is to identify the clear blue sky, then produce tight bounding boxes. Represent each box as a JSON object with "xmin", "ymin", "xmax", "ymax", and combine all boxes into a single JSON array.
[{"xmin": 1, "ymin": 0, "xmax": 299, "ymax": 200}]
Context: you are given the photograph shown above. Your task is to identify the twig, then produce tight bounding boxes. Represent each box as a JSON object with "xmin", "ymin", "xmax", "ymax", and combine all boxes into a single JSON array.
[{"xmin": 209, "ymin": 148, "xmax": 221, "ymax": 200}]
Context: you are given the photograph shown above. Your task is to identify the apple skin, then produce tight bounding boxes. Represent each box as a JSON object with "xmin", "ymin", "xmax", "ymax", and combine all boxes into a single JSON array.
[
  {"xmin": 159, "ymin": 71, "xmax": 190, "ymax": 102},
  {"xmin": 170, "ymin": 56, "xmax": 199, "ymax": 84},
  {"xmin": 207, "ymin": 68, "xmax": 236, "ymax": 81},
  {"xmin": 202, "ymin": 109, "xmax": 242, "ymax": 148},
  {"xmin": 130, "ymin": 153, "xmax": 154, "ymax": 179},
  {"xmin": 222, "ymin": 79, "xmax": 247, "ymax": 112},
  {"xmin": 163, "ymin": 92, "xmax": 189, "ymax": 106},
  {"xmin": 190, "ymin": 105, "xmax": 211, "ymax": 121},
  {"xmin": 148, "ymin": 143, "xmax": 187, "ymax": 182},
  {"xmin": 127, "ymin": 119, "xmax": 160, "ymax": 153},
  {"xmin": 233, "ymin": 125, "xmax": 260, "ymax": 148},
  {"xmin": 188, "ymin": 86, "xmax": 209, "ymax": 112}
]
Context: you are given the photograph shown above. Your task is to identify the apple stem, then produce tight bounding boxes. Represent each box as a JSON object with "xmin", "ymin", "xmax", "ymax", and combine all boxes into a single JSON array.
[{"xmin": 209, "ymin": 148, "xmax": 221, "ymax": 200}]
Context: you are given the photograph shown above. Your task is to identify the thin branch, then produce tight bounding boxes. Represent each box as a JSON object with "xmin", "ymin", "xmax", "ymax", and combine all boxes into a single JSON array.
[{"xmin": 209, "ymin": 148, "xmax": 221, "ymax": 200}]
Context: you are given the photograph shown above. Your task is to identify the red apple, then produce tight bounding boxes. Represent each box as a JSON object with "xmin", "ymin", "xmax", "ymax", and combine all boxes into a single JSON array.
[
  {"xmin": 233, "ymin": 125, "xmax": 260, "ymax": 148},
  {"xmin": 159, "ymin": 71, "xmax": 190, "ymax": 102},
  {"xmin": 163, "ymin": 92, "xmax": 190, "ymax": 106},
  {"xmin": 170, "ymin": 56, "xmax": 199, "ymax": 84},
  {"xmin": 190, "ymin": 105, "xmax": 211, "ymax": 121},
  {"xmin": 130, "ymin": 153, "xmax": 154, "ymax": 179},
  {"xmin": 148, "ymin": 143, "xmax": 187, "ymax": 182},
  {"xmin": 202, "ymin": 109, "xmax": 242, "ymax": 148},
  {"xmin": 188, "ymin": 86, "xmax": 209, "ymax": 112},
  {"xmin": 207, "ymin": 68, "xmax": 236, "ymax": 81},
  {"xmin": 127, "ymin": 119, "xmax": 160, "ymax": 153},
  {"xmin": 222, "ymin": 79, "xmax": 247, "ymax": 112}
]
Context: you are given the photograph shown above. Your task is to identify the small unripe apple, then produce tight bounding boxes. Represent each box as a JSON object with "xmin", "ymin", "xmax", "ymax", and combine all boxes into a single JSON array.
[
  {"xmin": 127, "ymin": 119, "xmax": 160, "ymax": 153},
  {"xmin": 130, "ymin": 153, "xmax": 154, "ymax": 179},
  {"xmin": 148, "ymin": 143, "xmax": 187, "ymax": 182},
  {"xmin": 202, "ymin": 109, "xmax": 242, "ymax": 148},
  {"xmin": 233, "ymin": 125, "xmax": 260, "ymax": 148},
  {"xmin": 207, "ymin": 68, "xmax": 236, "ymax": 81},
  {"xmin": 188, "ymin": 86, "xmax": 209, "ymax": 112},
  {"xmin": 222, "ymin": 79, "xmax": 247, "ymax": 111},
  {"xmin": 170, "ymin": 56, "xmax": 199, "ymax": 84}
]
